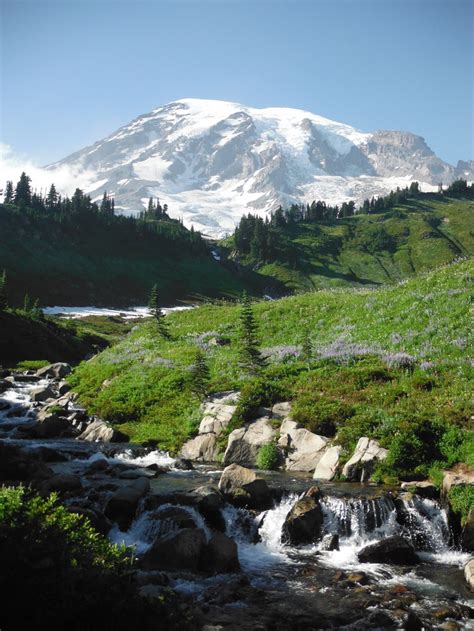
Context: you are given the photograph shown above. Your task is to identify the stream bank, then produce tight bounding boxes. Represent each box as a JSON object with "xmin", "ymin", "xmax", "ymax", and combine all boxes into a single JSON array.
[{"xmin": 1, "ymin": 369, "xmax": 473, "ymax": 630}]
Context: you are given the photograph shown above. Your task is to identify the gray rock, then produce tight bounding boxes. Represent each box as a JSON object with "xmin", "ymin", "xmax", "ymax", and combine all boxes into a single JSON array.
[
  {"xmin": 282, "ymin": 495, "xmax": 324, "ymax": 545},
  {"xmin": 279, "ymin": 421, "xmax": 328, "ymax": 472},
  {"xmin": 271, "ymin": 401, "xmax": 292, "ymax": 420},
  {"xmin": 358, "ymin": 536, "xmax": 420, "ymax": 565},
  {"xmin": 342, "ymin": 437, "xmax": 388, "ymax": 481},
  {"xmin": 218, "ymin": 463, "xmax": 272, "ymax": 510},
  {"xmin": 37, "ymin": 474, "xmax": 83, "ymax": 496},
  {"xmin": 104, "ymin": 478, "xmax": 150, "ymax": 530},
  {"xmin": 141, "ymin": 528, "xmax": 206, "ymax": 571},
  {"xmin": 464, "ymin": 558, "xmax": 474, "ymax": 591},
  {"xmin": 181, "ymin": 433, "xmax": 217, "ymax": 462},
  {"xmin": 30, "ymin": 385, "xmax": 56, "ymax": 402},
  {"xmin": 200, "ymin": 531, "xmax": 240, "ymax": 574},
  {"xmin": 320, "ymin": 533, "xmax": 340, "ymax": 551},
  {"xmin": 78, "ymin": 419, "xmax": 129, "ymax": 443},
  {"xmin": 313, "ymin": 446, "xmax": 341, "ymax": 480},
  {"xmin": 223, "ymin": 417, "xmax": 276, "ymax": 467},
  {"xmin": 57, "ymin": 381, "xmax": 71, "ymax": 395},
  {"xmin": 36, "ymin": 362, "xmax": 72, "ymax": 379}
]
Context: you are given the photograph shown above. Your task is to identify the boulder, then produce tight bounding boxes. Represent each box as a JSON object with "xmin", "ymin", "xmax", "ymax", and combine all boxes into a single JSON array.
[
  {"xmin": 57, "ymin": 381, "xmax": 71, "ymax": 396},
  {"xmin": 223, "ymin": 418, "xmax": 276, "ymax": 467},
  {"xmin": 442, "ymin": 466, "xmax": 474, "ymax": 500},
  {"xmin": 32, "ymin": 413, "xmax": 73, "ymax": 439},
  {"xmin": 357, "ymin": 536, "xmax": 420, "ymax": 565},
  {"xmin": 30, "ymin": 385, "xmax": 56, "ymax": 402},
  {"xmin": 320, "ymin": 533, "xmax": 340, "ymax": 551},
  {"xmin": 200, "ymin": 531, "xmax": 240, "ymax": 574},
  {"xmin": 68, "ymin": 505, "xmax": 112, "ymax": 535},
  {"xmin": 271, "ymin": 401, "xmax": 292, "ymax": 420},
  {"xmin": 37, "ymin": 474, "xmax": 83, "ymax": 496},
  {"xmin": 0, "ymin": 379, "xmax": 10, "ymax": 393},
  {"xmin": 218, "ymin": 463, "xmax": 272, "ymax": 510},
  {"xmin": 461, "ymin": 510, "xmax": 474, "ymax": 552},
  {"xmin": 191, "ymin": 485, "xmax": 225, "ymax": 531},
  {"xmin": 281, "ymin": 423, "xmax": 328, "ymax": 472},
  {"xmin": 36, "ymin": 362, "xmax": 72, "ymax": 379},
  {"xmin": 313, "ymin": 446, "xmax": 341, "ymax": 481},
  {"xmin": 141, "ymin": 528, "xmax": 206, "ymax": 571},
  {"xmin": 282, "ymin": 495, "xmax": 324, "ymax": 545},
  {"xmin": 400, "ymin": 480, "xmax": 439, "ymax": 499},
  {"xmin": 181, "ymin": 433, "xmax": 217, "ymax": 462},
  {"xmin": 104, "ymin": 478, "xmax": 150, "ymax": 530},
  {"xmin": 342, "ymin": 437, "xmax": 388, "ymax": 481},
  {"xmin": 464, "ymin": 558, "xmax": 474, "ymax": 591},
  {"xmin": 154, "ymin": 506, "xmax": 197, "ymax": 531},
  {"xmin": 0, "ymin": 443, "xmax": 53, "ymax": 482},
  {"xmin": 78, "ymin": 419, "xmax": 129, "ymax": 443}
]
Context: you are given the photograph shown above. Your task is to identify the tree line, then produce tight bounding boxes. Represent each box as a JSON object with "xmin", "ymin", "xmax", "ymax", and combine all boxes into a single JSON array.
[
  {"xmin": 1, "ymin": 172, "xmax": 207, "ymax": 253},
  {"xmin": 233, "ymin": 179, "xmax": 474, "ymax": 262}
]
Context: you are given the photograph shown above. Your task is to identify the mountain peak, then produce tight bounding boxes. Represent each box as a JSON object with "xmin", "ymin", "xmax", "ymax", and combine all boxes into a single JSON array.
[{"xmin": 50, "ymin": 99, "xmax": 469, "ymax": 237}]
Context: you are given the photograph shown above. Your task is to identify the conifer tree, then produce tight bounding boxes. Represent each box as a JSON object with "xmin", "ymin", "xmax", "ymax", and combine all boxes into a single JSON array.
[
  {"xmin": 238, "ymin": 291, "xmax": 265, "ymax": 375},
  {"xmin": 148, "ymin": 284, "xmax": 169, "ymax": 338},
  {"xmin": 190, "ymin": 348, "xmax": 210, "ymax": 397},
  {"xmin": 4, "ymin": 181, "xmax": 14, "ymax": 204},
  {"xmin": 0, "ymin": 270, "xmax": 8, "ymax": 310},
  {"xmin": 46, "ymin": 184, "xmax": 58, "ymax": 209},
  {"xmin": 14, "ymin": 172, "xmax": 32, "ymax": 206}
]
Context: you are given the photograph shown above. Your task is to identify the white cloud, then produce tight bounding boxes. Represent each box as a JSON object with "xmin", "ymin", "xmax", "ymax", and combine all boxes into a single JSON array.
[{"xmin": 0, "ymin": 144, "xmax": 100, "ymax": 198}]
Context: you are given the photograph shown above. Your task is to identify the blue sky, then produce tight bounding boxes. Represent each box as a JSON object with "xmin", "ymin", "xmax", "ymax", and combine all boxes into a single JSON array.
[{"xmin": 1, "ymin": 0, "xmax": 472, "ymax": 165}]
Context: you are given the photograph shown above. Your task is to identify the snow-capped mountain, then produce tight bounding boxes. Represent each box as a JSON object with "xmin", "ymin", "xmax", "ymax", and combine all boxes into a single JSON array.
[{"xmin": 49, "ymin": 98, "xmax": 473, "ymax": 236}]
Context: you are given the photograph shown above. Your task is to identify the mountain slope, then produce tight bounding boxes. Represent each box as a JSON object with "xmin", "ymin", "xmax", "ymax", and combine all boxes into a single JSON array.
[
  {"xmin": 0, "ymin": 203, "xmax": 255, "ymax": 307},
  {"xmin": 50, "ymin": 98, "xmax": 473, "ymax": 237},
  {"xmin": 222, "ymin": 195, "xmax": 474, "ymax": 292}
]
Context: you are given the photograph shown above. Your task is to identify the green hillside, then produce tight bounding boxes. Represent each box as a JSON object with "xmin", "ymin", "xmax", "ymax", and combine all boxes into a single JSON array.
[
  {"xmin": 223, "ymin": 194, "xmax": 474, "ymax": 292},
  {"xmin": 70, "ymin": 258, "xmax": 473, "ymax": 480},
  {"xmin": 0, "ymin": 202, "xmax": 252, "ymax": 307}
]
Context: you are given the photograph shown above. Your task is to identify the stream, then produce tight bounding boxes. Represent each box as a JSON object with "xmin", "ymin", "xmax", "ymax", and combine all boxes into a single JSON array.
[{"xmin": 1, "ymin": 374, "xmax": 473, "ymax": 629}]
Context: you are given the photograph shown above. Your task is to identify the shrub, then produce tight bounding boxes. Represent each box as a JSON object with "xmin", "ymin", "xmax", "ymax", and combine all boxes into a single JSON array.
[
  {"xmin": 256, "ymin": 443, "xmax": 280, "ymax": 470},
  {"xmin": 0, "ymin": 487, "xmax": 185, "ymax": 630},
  {"xmin": 449, "ymin": 485, "xmax": 474, "ymax": 525}
]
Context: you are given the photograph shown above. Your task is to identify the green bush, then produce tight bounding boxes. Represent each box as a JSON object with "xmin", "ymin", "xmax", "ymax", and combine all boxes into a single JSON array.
[
  {"xmin": 256, "ymin": 443, "xmax": 280, "ymax": 470},
  {"xmin": 0, "ymin": 487, "xmax": 187, "ymax": 630},
  {"xmin": 449, "ymin": 485, "xmax": 474, "ymax": 524}
]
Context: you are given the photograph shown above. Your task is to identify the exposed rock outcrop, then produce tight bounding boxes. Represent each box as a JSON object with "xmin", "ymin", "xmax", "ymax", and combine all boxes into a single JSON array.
[
  {"xmin": 36, "ymin": 362, "xmax": 72, "ymax": 380},
  {"xmin": 313, "ymin": 446, "xmax": 341, "ymax": 481},
  {"xmin": 78, "ymin": 418, "xmax": 129, "ymax": 443},
  {"xmin": 223, "ymin": 418, "xmax": 276, "ymax": 467},
  {"xmin": 278, "ymin": 419, "xmax": 328, "ymax": 472},
  {"xmin": 464, "ymin": 558, "xmax": 474, "ymax": 591},
  {"xmin": 342, "ymin": 437, "xmax": 388, "ymax": 481},
  {"xmin": 181, "ymin": 391, "xmax": 239, "ymax": 462}
]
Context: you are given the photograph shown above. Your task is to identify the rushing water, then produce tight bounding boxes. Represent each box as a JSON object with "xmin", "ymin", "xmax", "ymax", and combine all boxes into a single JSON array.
[{"xmin": 1, "ymin": 375, "xmax": 473, "ymax": 627}]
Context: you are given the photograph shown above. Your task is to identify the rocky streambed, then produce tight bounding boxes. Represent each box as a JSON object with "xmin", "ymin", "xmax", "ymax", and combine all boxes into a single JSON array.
[{"xmin": 0, "ymin": 368, "xmax": 473, "ymax": 630}]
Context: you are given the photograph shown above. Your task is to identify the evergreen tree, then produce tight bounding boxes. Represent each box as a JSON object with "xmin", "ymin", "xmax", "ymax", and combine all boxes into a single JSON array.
[
  {"xmin": 14, "ymin": 172, "xmax": 32, "ymax": 206},
  {"xmin": 189, "ymin": 348, "xmax": 210, "ymax": 397},
  {"xmin": 4, "ymin": 181, "xmax": 14, "ymax": 204},
  {"xmin": 0, "ymin": 270, "xmax": 8, "ymax": 310},
  {"xmin": 238, "ymin": 291, "xmax": 266, "ymax": 375},
  {"xmin": 148, "ymin": 284, "xmax": 169, "ymax": 338},
  {"xmin": 46, "ymin": 184, "xmax": 58, "ymax": 209}
]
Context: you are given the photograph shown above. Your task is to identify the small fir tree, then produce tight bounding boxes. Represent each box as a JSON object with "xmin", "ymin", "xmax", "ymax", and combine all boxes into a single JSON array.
[
  {"xmin": 190, "ymin": 349, "xmax": 210, "ymax": 397},
  {"xmin": 4, "ymin": 181, "xmax": 14, "ymax": 204},
  {"xmin": 0, "ymin": 270, "xmax": 8, "ymax": 310},
  {"xmin": 238, "ymin": 291, "xmax": 266, "ymax": 375},
  {"xmin": 14, "ymin": 172, "xmax": 32, "ymax": 206},
  {"xmin": 148, "ymin": 284, "xmax": 169, "ymax": 338}
]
